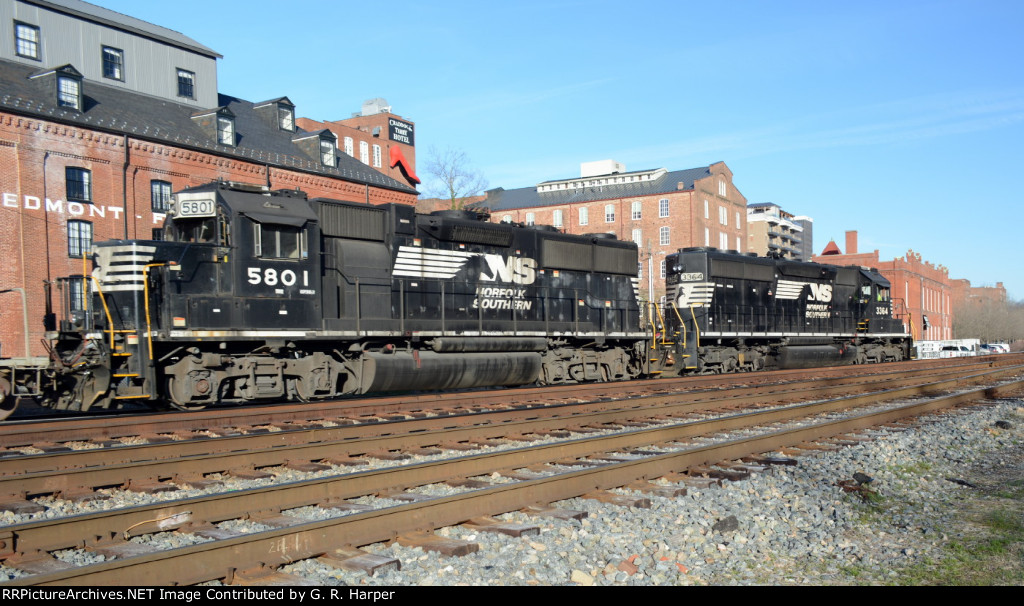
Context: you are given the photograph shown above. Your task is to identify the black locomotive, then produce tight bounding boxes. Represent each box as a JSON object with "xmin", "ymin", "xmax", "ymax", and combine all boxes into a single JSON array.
[
  {"xmin": 30, "ymin": 181, "xmax": 647, "ymax": 412},
  {"xmin": 648, "ymin": 247, "xmax": 913, "ymax": 376},
  {"xmin": 0, "ymin": 182, "xmax": 912, "ymax": 417}
]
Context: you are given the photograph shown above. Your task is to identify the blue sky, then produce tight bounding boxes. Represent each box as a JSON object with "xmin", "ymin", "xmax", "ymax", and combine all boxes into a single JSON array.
[{"xmin": 97, "ymin": 0, "xmax": 1024, "ymax": 298}]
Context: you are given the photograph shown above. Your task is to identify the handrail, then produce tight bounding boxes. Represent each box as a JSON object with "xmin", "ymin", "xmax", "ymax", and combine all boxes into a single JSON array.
[
  {"xmin": 88, "ymin": 275, "xmax": 117, "ymax": 352},
  {"xmin": 143, "ymin": 263, "xmax": 172, "ymax": 363}
]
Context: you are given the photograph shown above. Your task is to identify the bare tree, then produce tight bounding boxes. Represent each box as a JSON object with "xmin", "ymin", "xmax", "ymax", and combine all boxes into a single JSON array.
[
  {"xmin": 953, "ymin": 297, "xmax": 1024, "ymax": 349},
  {"xmin": 421, "ymin": 146, "xmax": 488, "ymax": 210}
]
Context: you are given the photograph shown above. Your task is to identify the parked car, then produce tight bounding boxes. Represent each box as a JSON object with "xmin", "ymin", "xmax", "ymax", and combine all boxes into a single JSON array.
[
  {"xmin": 979, "ymin": 344, "xmax": 999, "ymax": 355},
  {"xmin": 940, "ymin": 345, "xmax": 974, "ymax": 357}
]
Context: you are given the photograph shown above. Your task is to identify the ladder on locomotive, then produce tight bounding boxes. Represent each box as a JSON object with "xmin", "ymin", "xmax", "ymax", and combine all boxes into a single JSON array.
[
  {"xmin": 86, "ymin": 274, "xmax": 153, "ymax": 402},
  {"xmin": 648, "ymin": 301, "xmax": 698, "ymax": 372}
]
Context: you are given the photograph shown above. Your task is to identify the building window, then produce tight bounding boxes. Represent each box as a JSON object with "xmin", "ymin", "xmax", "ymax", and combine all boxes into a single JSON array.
[
  {"xmin": 66, "ymin": 167, "xmax": 91, "ymax": 202},
  {"xmin": 152, "ymin": 228, "xmax": 164, "ymax": 241},
  {"xmin": 605, "ymin": 204, "xmax": 615, "ymax": 223},
  {"xmin": 344, "ymin": 137, "xmax": 353, "ymax": 157},
  {"xmin": 579, "ymin": 207, "xmax": 588, "ymax": 225},
  {"xmin": 632, "ymin": 228, "xmax": 642, "ymax": 244},
  {"xmin": 660, "ymin": 259, "xmax": 667, "ymax": 279},
  {"xmin": 553, "ymin": 209, "xmax": 563, "ymax": 228},
  {"xmin": 217, "ymin": 116, "xmax": 234, "ymax": 145},
  {"xmin": 321, "ymin": 137, "xmax": 337, "ymax": 167},
  {"xmin": 501, "ymin": 215, "xmax": 511, "ymax": 223},
  {"xmin": 57, "ymin": 76, "xmax": 80, "ymax": 110},
  {"xmin": 735, "ymin": 211, "xmax": 740, "ymax": 229},
  {"xmin": 631, "ymin": 201, "xmax": 642, "ymax": 220},
  {"xmin": 525, "ymin": 212, "xmax": 535, "ymax": 226},
  {"xmin": 659, "ymin": 198, "xmax": 669, "ymax": 218},
  {"xmin": 278, "ymin": 106, "xmax": 294, "ymax": 131},
  {"xmin": 372, "ymin": 144, "xmax": 381, "ymax": 167},
  {"xmin": 68, "ymin": 219, "xmax": 93, "ymax": 258},
  {"xmin": 151, "ymin": 180, "xmax": 171, "ymax": 212},
  {"xmin": 637, "ymin": 263, "xmax": 642, "ymax": 280},
  {"xmin": 359, "ymin": 141, "xmax": 369, "ymax": 164},
  {"xmin": 704, "ymin": 227, "xmax": 710, "ymax": 246},
  {"xmin": 177, "ymin": 69, "xmax": 195, "ymax": 99},
  {"xmin": 659, "ymin": 226, "xmax": 670, "ymax": 246},
  {"xmin": 736, "ymin": 236, "xmax": 742, "ymax": 252},
  {"xmin": 15, "ymin": 22, "xmax": 39, "ymax": 60},
  {"xmin": 720, "ymin": 232, "xmax": 729, "ymax": 250},
  {"xmin": 704, "ymin": 199, "xmax": 709, "ymax": 219},
  {"xmin": 719, "ymin": 179, "xmax": 727, "ymax": 197},
  {"xmin": 102, "ymin": 46, "xmax": 123, "ymax": 81}
]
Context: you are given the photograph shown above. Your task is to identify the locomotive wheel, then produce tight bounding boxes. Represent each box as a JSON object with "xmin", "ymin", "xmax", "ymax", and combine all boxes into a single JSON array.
[
  {"xmin": 289, "ymin": 377, "xmax": 310, "ymax": 402},
  {"xmin": 166, "ymin": 377, "xmax": 208, "ymax": 411}
]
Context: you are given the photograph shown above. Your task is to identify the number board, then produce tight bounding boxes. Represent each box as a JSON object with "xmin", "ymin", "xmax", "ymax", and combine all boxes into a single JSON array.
[{"xmin": 176, "ymin": 198, "xmax": 216, "ymax": 218}]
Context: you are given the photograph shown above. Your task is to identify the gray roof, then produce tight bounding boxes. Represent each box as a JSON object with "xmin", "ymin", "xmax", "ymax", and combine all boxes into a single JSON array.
[
  {"xmin": 25, "ymin": 0, "xmax": 222, "ymax": 58},
  {"xmin": 474, "ymin": 166, "xmax": 716, "ymax": 212},
  {"xmin": 0, "ymin": 59, "xmax": 418, "ymax": 195}
]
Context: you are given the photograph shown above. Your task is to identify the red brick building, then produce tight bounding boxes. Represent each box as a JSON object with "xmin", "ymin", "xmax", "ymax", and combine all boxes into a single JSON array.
[
  {"xmin": 813, "ymin": 231, "xmax": 953, "ymax": 340},
  {"xmin": 472, "ymin": 160, "xmax": 747, "ymax": 303},
  {"xmin": 297, "ymin": 98, "xmax": 420, "ymax": 190},
  {"xmin": 950, "ymin": 278, "xmax": 1007, "ymax": 308},
  {"xmin": 0, "ymin": 1, "xmax": 417, "ymax": 358}
]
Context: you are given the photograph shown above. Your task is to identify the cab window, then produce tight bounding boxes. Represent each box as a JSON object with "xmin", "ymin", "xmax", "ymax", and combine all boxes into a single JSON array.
[
  {"xmin": 168, "ymin": 206, "xmax": 229, "ymax": 246},
  {"xmin": 171, "ymin": 217, "xmax": 215, "ymax": 243},
  {"xmin": 255, "ymin": 223, "xmax": 307, "ymax": 259}
]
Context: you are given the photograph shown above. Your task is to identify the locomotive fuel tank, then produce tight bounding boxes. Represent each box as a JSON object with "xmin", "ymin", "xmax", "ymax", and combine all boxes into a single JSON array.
[{"xmin": 775, "ymin": 345, "xmax": 858, "ymax": 369}]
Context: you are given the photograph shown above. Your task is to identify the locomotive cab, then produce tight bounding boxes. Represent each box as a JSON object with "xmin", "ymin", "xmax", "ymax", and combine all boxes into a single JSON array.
[{"xmin": 162, "ymin": 183, "xmax": 321, "ymax": 332}]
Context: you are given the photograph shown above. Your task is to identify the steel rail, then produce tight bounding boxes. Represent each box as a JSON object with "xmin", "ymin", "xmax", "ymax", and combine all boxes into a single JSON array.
[
  {"xmin": 3, "ymin": 355, "xmax": 1017, "ymax": 446},
  {"xmin": 2, "ymin": 374, "xmax": 1021, "ymax": 585},
  {"xmin": 7, "ymin": 378, "xmax": 1020, "ymax": 586},
  {"xmin": 1, "ymin": 365, "xmax": 1019, "ymax": 501},
  {"xmin": 1, "ymin": 362, "xmax": 1012, "ymax": 472}
]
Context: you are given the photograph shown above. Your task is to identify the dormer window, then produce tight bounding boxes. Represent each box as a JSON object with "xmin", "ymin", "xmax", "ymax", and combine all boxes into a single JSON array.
[
  {"xmin": 191, "ymin": 106, "xmax": 235, "ymax": 145},
  {"xmin": 254, "ymin": 97, "xmax": 296, "ymax": 132},
  {"xmin": 321, "ymin": 137, "xmax": 337, "ymax": 167},
  {"xmin": 217, "ymin": 115, "xmax": 234, "ymax": 145},
  {"xmin": 279, "ymin": 105, "xmax": 294, "ymax": 131},
  {"xmin": 57, "ymin": 74, "xmax": 81, "ymax": 110},
  {"xmin": 31, "ymin": 65, "xmax": 84, "ymax": 111},
  {"xmin": 292, "ymin": 129, "xmax": 338, "ymax": 168}
]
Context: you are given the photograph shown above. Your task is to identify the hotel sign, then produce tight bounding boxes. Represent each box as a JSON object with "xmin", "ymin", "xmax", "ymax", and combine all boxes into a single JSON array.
[{"xmin": 388, "ymin": 118, "xmax": 414, "ymax": 147}]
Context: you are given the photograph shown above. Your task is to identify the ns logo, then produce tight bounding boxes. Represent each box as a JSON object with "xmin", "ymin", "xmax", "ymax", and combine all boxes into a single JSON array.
[
  {"xmin": 807, "ymin": 283, "xmax": 833, "ymax": 302},
  {"xmin": 479, "ymin": 254, "xmax": 537, "ymax": 285}
]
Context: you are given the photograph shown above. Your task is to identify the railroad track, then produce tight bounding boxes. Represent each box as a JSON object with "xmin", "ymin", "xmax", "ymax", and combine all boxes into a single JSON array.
[
  {"xmin": 0, "ymin": 357, "xmax": 1021, "ymax": 585},
  {"xmin": 3, "ymin": 355, "xmax": 1018, "ymax": 449}
]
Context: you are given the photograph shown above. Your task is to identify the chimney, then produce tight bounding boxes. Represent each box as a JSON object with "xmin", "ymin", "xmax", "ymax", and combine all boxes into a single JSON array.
[{"xmin": 845, "ymin": 230, "xmax": 858, "ymax": 255}]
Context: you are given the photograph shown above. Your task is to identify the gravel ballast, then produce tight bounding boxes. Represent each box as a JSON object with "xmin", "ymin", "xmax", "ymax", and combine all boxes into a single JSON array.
[
  {"xmin": 278, "ymin": 398, "xmax": 1023, "ymax": 586},
  {"xmin": 2, "ymin": 397, "xmax": 1021, "ymax": 585}
]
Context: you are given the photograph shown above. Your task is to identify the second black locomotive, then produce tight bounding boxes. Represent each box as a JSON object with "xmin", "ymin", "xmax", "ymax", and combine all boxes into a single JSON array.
[{"xmin": 648, "ymin": 247, "xmax": 912, "ymax": 376}]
